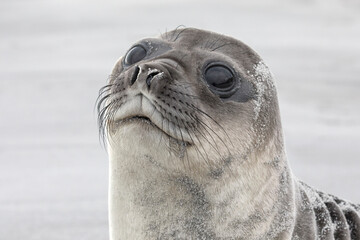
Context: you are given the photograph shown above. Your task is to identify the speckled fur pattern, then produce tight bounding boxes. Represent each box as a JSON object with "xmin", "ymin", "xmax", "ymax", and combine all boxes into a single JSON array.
[{"xmin": 97, "ymin": 28, "xmax": 360, "ymax": 240}]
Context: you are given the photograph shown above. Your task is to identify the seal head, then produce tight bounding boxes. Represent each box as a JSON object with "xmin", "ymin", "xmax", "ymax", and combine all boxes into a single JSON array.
[{"xmin": 98, "ymin": 28, "xmax": 280, "ymax": 173}]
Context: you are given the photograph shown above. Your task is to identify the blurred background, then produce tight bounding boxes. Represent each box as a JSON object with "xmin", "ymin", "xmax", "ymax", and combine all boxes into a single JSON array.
[{"xmin": 1, "ymin": 0, "xmax": 359, "ymax": 239}]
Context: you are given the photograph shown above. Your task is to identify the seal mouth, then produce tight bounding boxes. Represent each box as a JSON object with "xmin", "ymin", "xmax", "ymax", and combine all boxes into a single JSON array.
[
  {"xmin": 116, "ymin": 115, "xmax": 193, "ymax": 146},
  {"xmin": 112, "ymin": 94, "xmax": 193, "ymax": 146},
  {"xmin": 120, "ymin": 115, "xmax": 152, "ymax": 123}
]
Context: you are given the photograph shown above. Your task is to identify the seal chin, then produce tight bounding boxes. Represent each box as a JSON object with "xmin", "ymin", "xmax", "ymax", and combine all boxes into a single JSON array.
[{"xmin": 112, "ymin": 94, "xmax": 193, "ymax": 145}]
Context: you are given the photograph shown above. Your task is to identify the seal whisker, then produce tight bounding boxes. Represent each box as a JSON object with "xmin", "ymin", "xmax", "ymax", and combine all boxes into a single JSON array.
[
  {"xmin": 150, "ymin": 101, "xmax": 164, "ymax": 147},
  {"xmin": 97, "ymin": 93, "xmax": 123, "ymax": 125},
  {"xmin": 98, "ymin": 101, "xmax": 116, "ymax": 144},
  {"xmin": 97, "ymin": 84, "xmax": 112, "ymax": 95},
  {"xmin": 202, "ymin": 37, "xmax": 222, "ymax": 51},
  {"xmin": 192, "ymin": 117, "xmax": 223, "ymax": 156},
  {"xmin": 96, "ymin": 93, "xmax": 113, "ymax": 113},
  {"xmin": 106, "ymin": 101, "xmax": 125, "ymax": 143},
  {"xmin": 189, "ymin": 105, "xmax": 232, "ymax": 149},
  {"xmin": 186, "ymin": 122, "xmax": 213, "ymax": 168},
  {"xmin": 173, "ymin": 117, "xmax": 192, "ymax": 170},
  {"xmin": 175, "ymin": 106, "xmax": 222, "ymax": 157},
  {"xmin": 192, "ymin": 115, "xmax": 230, "ymax": 155},
  {"xmin": 171, "ymin": 25, "xmax": 187, "ymax": 42},
  {"xmin": 183, "ymin": 125, "xmax": 211, "ymax": 168},
  {"xmin": 95, "ymin": 82, "xmax": 123, "ymax": 114},
  {"xmin": 178, "ymin": 120, "xmax": 196, "ymax": 170},
  {"xmin": 98, "ymin": 96, "xmax": 125, "ymax": 146},
  {"xmin": 189, "ymin": 104, "xmax": 234, "ymax": 148},
  {"xmin": 192, "ymin": 124, "xmax": 224, "ymax": 166},
  {"xmin": 157, "ymin": 110, "xmax": 166, "ymax": 148},
  {"xmin": 181, "ymin": 110, "xmax": 228, "ymax": 165},
  {"xmin": 96, "ymin": 84, "xmax": 114, "ymax": 105},
  {"xmin": 210, "ymin": 42, "xmax": 234, "ymax": 52},
  {"xmin": 167, "ymin": 87, "xmax": 200, "ymax": 100},
  {"xmin": 97, "ymin": 81, "xmax": 122, "ymax": 96}
]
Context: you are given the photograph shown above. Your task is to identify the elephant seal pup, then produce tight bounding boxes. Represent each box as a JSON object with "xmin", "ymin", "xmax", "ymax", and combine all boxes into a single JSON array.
[{"xmin": 97, "ymin": 28, "xmax": 360, "ymax": 240}]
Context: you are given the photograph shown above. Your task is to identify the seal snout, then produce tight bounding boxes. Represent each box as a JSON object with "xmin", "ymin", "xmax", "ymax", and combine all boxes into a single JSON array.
[{"xmin": 128, "ymin": 65, "xmax": 165, "ymax": 89}]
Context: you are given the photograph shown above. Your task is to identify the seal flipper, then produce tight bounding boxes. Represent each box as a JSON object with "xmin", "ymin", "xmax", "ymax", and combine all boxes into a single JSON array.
[
  {"xmin": 324, "ymin": 201, "xmax": 351, "ymax": 240},
  {"xmin": 297, "ymin": 181, "xmax": 360, "ymax": 240},
  {"xmin": 344, "ymin": 209, "xmax": 360, "ymax": 240}
]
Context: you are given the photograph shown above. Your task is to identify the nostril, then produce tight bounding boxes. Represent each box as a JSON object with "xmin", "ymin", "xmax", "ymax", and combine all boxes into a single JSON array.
[
  {"xmin": 146, "ymin": 71, "xmax": 160, "ymax": 87},
  {"xmin": 130, "ymin": 66, "xmax": 140, "ymax": 86}
]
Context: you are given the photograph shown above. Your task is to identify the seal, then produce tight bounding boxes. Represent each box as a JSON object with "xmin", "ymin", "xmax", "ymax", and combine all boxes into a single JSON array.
[{"xmin": 97, "ymin": 28, "xmax": 360, "ymax": 240}]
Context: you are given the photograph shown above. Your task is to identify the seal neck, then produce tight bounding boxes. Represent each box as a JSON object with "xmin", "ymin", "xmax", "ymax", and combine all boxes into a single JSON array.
[{"xmin": 108, "ymin": 141, "xmax": 295, "ymax": 239}]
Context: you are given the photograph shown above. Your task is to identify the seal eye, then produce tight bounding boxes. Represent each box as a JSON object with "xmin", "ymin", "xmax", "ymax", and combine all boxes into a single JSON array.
[
  {"xmin": 124, "ymin": 45, "xmax": 147, "ymax": 66},
  {"xmin": 204, "ymin": 65, "xmax": 235, "ymax": 92}
]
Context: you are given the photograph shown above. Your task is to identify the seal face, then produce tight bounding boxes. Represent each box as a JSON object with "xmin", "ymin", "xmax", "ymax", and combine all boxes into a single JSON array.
[
  {"xmin": 97, "ymin": 28, "xmax": 360, "ymax": 240},
  {"xmin": 98, "ymin": 29, "xmax": 259, "ymax": 150}
]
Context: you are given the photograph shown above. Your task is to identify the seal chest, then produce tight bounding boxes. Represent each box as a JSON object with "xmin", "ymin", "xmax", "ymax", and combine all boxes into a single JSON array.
[{"xmin": 97, "ymin": 28, "xmax": 360, "ymax": 240}]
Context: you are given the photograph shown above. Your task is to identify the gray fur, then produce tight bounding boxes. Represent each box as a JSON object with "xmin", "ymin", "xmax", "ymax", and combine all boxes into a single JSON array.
[{"xmin": 97, "ymin": 28, "xmax": 360, "ymax": 240}]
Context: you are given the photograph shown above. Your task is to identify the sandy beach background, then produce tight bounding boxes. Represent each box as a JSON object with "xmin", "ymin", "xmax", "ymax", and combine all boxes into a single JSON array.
[{"xmin": 1, "ymin": 0, "xmax": 359, "ymax": 239}]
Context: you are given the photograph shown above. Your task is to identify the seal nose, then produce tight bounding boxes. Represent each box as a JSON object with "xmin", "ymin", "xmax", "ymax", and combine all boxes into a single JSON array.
[
  {"xmin": 145, "ymin": 69, "xmax": 161, "ymax": 87},
  {"xmin": 130, "ymin": 65, "xmax": 163, "ymax": 88},
  {"xmin": 130, "ymin": 65, "xmax": 141, "ymax": 86}
]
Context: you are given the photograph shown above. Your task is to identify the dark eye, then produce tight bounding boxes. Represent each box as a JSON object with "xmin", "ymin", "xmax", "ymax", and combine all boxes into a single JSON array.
[
  {"xmin": 124, "ymin": 45, "xmax": 147, "ymax": 66},
  {"xmin": 204, "ymin": 65, "xmax": 235, "ymax": 92}
]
